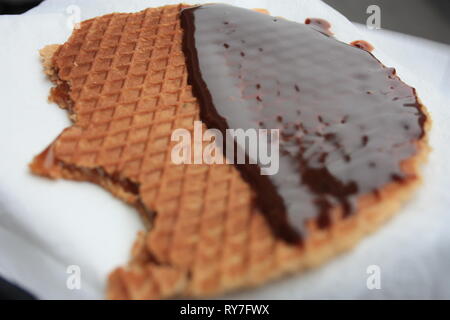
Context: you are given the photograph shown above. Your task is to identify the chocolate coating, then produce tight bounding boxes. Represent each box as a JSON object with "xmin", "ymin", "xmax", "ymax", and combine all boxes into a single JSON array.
[{"xmin": 180, "ymin": 4, "xmax": 426, "ymax": 243}]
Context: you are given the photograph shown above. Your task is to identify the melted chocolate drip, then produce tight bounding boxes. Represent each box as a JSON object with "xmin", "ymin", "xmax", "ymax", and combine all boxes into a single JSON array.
[
  {"xmin": 350, "ymin": 40, "xmax": 375, "ymax": 52},
  {"xmin": 180, "ymin": 4, "xmax": 426, "ymax": 244},
  {"xmin": 305, "ymin": 18, "xmax": 333, "ymax": 36}
]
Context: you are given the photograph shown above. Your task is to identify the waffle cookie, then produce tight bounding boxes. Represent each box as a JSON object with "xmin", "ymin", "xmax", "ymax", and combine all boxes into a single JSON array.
[{"xmin": 31, "ymin": 4, "xmax": 430, "ymax": 299}]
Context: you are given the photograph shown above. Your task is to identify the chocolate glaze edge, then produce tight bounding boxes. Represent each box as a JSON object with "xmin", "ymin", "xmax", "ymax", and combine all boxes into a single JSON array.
[{"xmin": 180, "ymin": 6, "xmax": 300, "ymax": 243}]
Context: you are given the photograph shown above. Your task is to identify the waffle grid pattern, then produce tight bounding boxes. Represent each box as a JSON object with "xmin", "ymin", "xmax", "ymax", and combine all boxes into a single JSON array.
[{"xmin": 43, "ymin": 4, "xmax": 313, "ymax": 296}]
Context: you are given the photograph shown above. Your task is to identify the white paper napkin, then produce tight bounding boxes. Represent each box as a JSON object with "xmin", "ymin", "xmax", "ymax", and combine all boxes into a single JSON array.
[{"xmin": 0, "ymin": 0, "xmax": 449, "ymax": 299}]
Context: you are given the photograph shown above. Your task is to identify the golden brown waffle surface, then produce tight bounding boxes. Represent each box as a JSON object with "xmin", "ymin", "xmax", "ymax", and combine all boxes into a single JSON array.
[{"xmin": 31, "ymin": 4, "xmax": 430, "ymax": 299}]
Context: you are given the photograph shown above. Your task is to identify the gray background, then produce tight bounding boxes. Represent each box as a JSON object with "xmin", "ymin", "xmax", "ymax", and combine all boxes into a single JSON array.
[{"xmin": 323, "ymin": 0, "xmax": 450, "ymax": 44}]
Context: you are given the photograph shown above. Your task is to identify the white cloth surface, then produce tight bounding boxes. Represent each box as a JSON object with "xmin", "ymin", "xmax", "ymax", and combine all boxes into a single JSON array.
[{"xmin": 0, "ymin": 0, "xmax": 449, "ymax": 299}]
